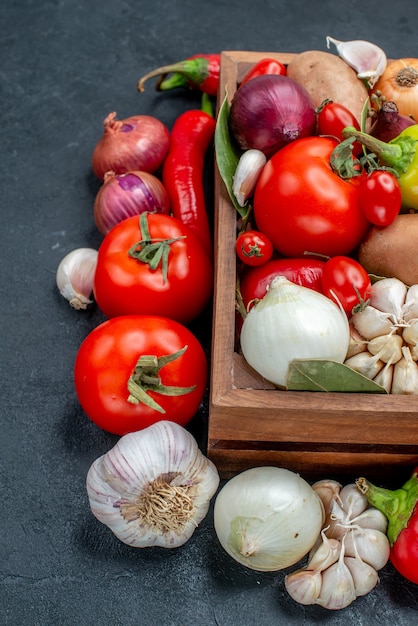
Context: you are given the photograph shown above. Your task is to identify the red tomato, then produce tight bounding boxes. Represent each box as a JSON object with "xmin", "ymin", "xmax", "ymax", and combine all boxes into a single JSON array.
[
  {"xmin": 321, "ymin": 256, "xmax": 371, "ymax": 314},
  {"xmin": 359, "ymin": 170, "xmax": 402, "ymax": 227},
  {"xmin": 74, "ymin": 315, "xmax": 207, "ymax": 435},
  {"xmin": 93, "ymin": 213, "xmax": 213, "ymax": 324},
  {"xmin": 239, "ymin": 257, "xmax": 326, "ymax": 308},
  {"xmin": 235, "ymin": 229, "xmax": 274, "ymax": 266},
  {"xmin": 240, "ymin": 58, "xmax": 286, "ymax": 86},
  {"xmin": 253, "ymin": 136, "xmax": 370, "ymax": 258},
  {"xmin": 316, "ymin": 100, "xmax": 362, "ymax": 154}
]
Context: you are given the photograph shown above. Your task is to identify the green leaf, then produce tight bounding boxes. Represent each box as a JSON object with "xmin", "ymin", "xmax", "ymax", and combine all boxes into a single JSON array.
[
  {"xmin": 286, "ymin": 359, "xmax": 387, "ymax": 393},
  {"xmin": 214, "ymin": 91, "xmax": 245, "ymax": 217}
]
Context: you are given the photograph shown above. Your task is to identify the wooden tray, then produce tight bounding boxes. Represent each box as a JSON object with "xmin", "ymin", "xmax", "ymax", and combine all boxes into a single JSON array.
[{"xmin": 207, "ymin": 50, "xmax": 418, "ymax": 481}]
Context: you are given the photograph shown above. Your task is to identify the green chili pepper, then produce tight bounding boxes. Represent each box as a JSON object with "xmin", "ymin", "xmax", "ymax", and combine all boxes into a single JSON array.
[{"xmin": 342, "ymin": 124, "xmax": 418, "ymax": 210}]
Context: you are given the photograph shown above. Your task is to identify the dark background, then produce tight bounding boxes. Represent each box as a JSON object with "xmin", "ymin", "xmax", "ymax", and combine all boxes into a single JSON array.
[{"xmin": 2, "ymin": 1, "xmax": 418, "ymax": 624}]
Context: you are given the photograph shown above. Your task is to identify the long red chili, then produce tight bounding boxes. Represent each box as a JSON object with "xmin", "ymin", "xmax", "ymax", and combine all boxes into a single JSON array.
[
  {"xmin": 162, "ymin": 94, "xmax": 215, "ymax": 261},
  {"xmin": 356, "ymin": 467, "xmax": 418, "ymax": 585},
  {"xmin": 137, "ymin": 54, "xmax": 220, "ymax": 97}
]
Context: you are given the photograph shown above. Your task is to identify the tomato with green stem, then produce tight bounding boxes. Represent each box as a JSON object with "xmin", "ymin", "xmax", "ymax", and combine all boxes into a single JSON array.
[
  {"xmin": 321, "ymin": 255, "xmax": 371, "ymax": 315},
  {"xmin": 235, "ymin": 229, "xmax": 274, "ymax": 266},
  {"xmin": 316, "ymin": 99, "xmax": 362, "ymax": 155},
  {"xmin": 358, "ymin": 169, "xmax": 402, "ymax": 227},
  {"xmin": 253, "ymin": 136, "xmax": 370, "ymax": 258},
  {"xmin": 74, "ymin": 315, "xmax": 207, "ymax": 436},
  {"xmin": 93, "ymin": 212, "xmax": 213, "ymax": 324}
]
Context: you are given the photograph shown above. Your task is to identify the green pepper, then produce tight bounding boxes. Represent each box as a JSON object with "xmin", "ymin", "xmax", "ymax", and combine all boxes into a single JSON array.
[{"xmin": 342, "ymin": 124, "xmax": 418, "ymax": 210}]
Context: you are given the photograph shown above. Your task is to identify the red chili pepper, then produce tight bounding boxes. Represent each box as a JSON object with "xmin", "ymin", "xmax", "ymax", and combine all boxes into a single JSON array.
[
  {"xmin": 137, "ymin": 54, "xmax": 220, "ymax": 97},
  {"xmin": 356, "ymin": 468, "xmax": 418, "ymax": 585},
  {"xmin": 239, "ymin": 58, "xmax": 286, "ymax": 86},
  {"xmin": 162, "ymin": 94, "xmax": 215, "ymax": 260}
]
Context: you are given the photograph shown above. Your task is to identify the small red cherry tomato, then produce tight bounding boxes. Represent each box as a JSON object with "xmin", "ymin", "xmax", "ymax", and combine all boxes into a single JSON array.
[
  {"xmin": 321, "ymin": 256, "xmax": 371, "ymax": 315},
  {"xmin": 240, "ymin": 58, "xmax": 286, "ymax": 86},
  {"xmin": 317, "ymin": 100, "xmax": 362, "ymax": 155},
  {"xmin": 235, "ymin": 229, "xmax": 274, "ymax": 266},
  {"xmin": 358, "ymin": 170, "xmax": 402, "ymax": 227}
]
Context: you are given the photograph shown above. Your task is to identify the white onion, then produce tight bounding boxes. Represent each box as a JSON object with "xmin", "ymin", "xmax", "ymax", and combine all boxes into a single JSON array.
[
  {"xmin": 213, "ymin": 466, "xmax": 325, "ymax": 571},
  {"xmin": 240, "ymin": 276, "xmax": 350, "ymax": 387}
]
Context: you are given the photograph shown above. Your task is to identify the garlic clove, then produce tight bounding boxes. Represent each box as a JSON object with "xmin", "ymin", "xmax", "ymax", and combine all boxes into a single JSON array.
[
  {"xmin": 285, "ymin": 568, "xmax": 322, "ymax": 605},
  {"xmin": 367, "ymin": 333, "xmax": 403, "ymax": 365},
  {"xmin": 86, "ymin": 420, "xmax": 220, "ymax": 549},
  {"xmin": 350, "ymin": 305, "xmax": 395, "ymax": 341},
  {"xmin": 402, "ymin": 318, "xmax": 418, "ymax": 347},
  {"xmin": 56, "ymin": 247, "xmax": 98, "ymax": 310},
  {"xmin": 346, "ymin": 325, "xmax": 368, "ymax": 359},
  {"xmin": 370, "ymin": 277, "xmax": 407, "ymax": 323},
  {"xmin": 402, "ymin": 284, "xmax": 418, "ymax": 322},
  {"xmin": 232, "ymin": 148, "xmax": 267, "ymax": 207},
  {"xmin": 343, "ymin": 527, "xmax": 390, "ymax": 571},
  {"xmin": 392, "ymin": 345, "xmax": 418, "ymax": 394},
  {"xmin": 312, "ymin": 479, "xmax": 341, "ymax": 516},
  {"xmin": 344, "ymin": 556, "xmax": 379, "ymax": 597},
  {"xmin": 326, "ymin": 36, "xmax": 387, "ymax": 87},
  {"xmin": 315, "ymin": 536, "xmax": 356, "ymax": 610},
  {"xmin": 338, "ymin": 483, "xmax": 369, "ymax": 520},
  {"xmin": 373, "ymin": 361, "xmax": 394, "ymax": 394},
  {"xmin": 350, "ymin": 507, "xmax": 388, "ymax": 534},
  {"xmin": 307, "ymin": 529, "xmax": 341, "ymax": 572},
  {"xmin": 344, "ymin": 351, "xmax": 384, "ymax": 380}
]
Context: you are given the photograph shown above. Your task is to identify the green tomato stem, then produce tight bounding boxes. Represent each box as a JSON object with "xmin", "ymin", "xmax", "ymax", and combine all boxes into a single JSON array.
[
  {"xmin": 341, "ymin": 126, "xmax": 417, "ymax": 175},
  {"xmin": 356, "ymin": 470, "xmax": 418, "ymax": 545}
]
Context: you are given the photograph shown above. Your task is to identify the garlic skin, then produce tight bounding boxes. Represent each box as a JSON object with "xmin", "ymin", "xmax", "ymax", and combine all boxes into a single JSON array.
[
  {"xmin": 232, "ymin": 148, "xmax": 266, "ymax": 207},
  {"xmin": 326, "ymin": 36, "xmax": 387, "ymax": 87},
  {"xmin": 56, "ymin": 247, "xmax": 98, "ymax": 310},
  {"xmin": 86, "ymin": 420, "xmax": 220, "ymax": 548}
]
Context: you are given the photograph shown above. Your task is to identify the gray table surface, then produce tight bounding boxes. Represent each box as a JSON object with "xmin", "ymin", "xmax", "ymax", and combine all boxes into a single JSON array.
[{"xmin": 2, "ymin": 0, "xmax": 418, "ymax": 624}]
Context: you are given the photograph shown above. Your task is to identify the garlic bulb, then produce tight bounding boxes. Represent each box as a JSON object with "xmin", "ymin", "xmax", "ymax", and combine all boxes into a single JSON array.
[
  {"xmin": 56, "ymin": 247, "xmax": 98, "ymax": 310},
  {"xmin": 232, "ymin": 148, "xmax": 266, "ymax": 207},
  {"xmin": 86, "ymin": 420, "xmax": 220, "ymax": 548},
  {"xmin": 285, "ymin": 479, "xmax": 390, "ymax": 611},
  {"xmin": 326, "ymin": 36, "xmax": 387, "ymax": 87},
  {"xmin": 345, "ymin": 278, "xmax": 418, "ymax": 394},
  {"xmin": 240, "ymin": 276, "xmax": 350, "ymax": 388}
]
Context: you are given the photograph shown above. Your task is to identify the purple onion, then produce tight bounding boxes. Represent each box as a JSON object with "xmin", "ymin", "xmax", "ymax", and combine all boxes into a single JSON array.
[
  {"xmin": 229, "ymin": 74, "xmax": 316, "ymax": 157},
  {"xmin": 370, "ymin": 100, "xmax": 415, "ymax": 143},
  {"xmin": 93, "ymin": 170, "xmax": 170, "ymax": 235}
]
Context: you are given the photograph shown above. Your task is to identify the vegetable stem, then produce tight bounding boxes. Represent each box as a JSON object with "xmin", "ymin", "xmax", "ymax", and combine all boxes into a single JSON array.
[{"xmin": 342, "ymin": 126, "xmax": 417, "ymax": 174}]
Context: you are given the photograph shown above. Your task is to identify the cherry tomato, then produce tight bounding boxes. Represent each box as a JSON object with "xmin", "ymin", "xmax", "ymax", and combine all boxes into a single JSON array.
[
  {"xmin": 74, "ymin": 315, "xmax": 207, "ymax": 436},
  {"xmin": 235, "ymin": 229, "xmax": 274, "ymax": 266},
  {"xmin": 253, "ymin": 136, "xmax": 370, "ymax": 258},
  {"xmin": 359, "ymin": 170, "xmax": 402, "ymax": 227},
  {"xmin": 316, "ymin": 100, "xmax": 362, "ymax": 155},
  {"xmin": 93, "ymin": 213, "xmax": 213, "ymax": 324},
  {"xmin": 240, "ymin": 58, "xmax": 286, "ymax": 86},
  {"xmin": 321, "ymin": 256, "xmax": 371, "ymax": 314}
]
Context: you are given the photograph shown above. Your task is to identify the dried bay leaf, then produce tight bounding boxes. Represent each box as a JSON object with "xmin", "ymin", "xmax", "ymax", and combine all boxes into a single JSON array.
[{"xmin": 286, "ymin": 359, "xmax": 387, "ymax": 393}]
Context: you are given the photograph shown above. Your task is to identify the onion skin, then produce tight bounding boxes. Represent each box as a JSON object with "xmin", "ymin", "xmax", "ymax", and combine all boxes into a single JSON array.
[
  {"xmin": 372, "ymin": 59, "xmax": 418, "ymax": 121},
  {"xmin": 370, "ymin": 100, "xmax": 415, "ymax": 143},
  {"xmin": 92, "ymin": 112, "xmax": 170, "ymax": 180},
  {"xmin": 94, "ymin": 170, "xmax": 170, "ymax": 235},
  {"xmin": 229, "ymin": 74, "xmax": 316, "ymax": 157}
]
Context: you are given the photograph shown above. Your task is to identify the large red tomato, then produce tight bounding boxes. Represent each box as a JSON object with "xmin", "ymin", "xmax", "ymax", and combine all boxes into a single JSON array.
[
  {"xmin": 74, "ymin": 315, "xmax": 207, "ymax": 436},
  {"xmin": 253, "ymin": 136, "xmax": 370, "ymax": 258},
  {"xmin": 93, "ymin": 212, "xmax": 213, "ymax": 324}
]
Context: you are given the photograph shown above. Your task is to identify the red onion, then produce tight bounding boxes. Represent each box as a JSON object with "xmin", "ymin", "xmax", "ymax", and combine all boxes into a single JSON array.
[
  {"xmin": 229, "ymin": 75, "xmax": 316, "ymax": 157},
  {"xmin": 370, "ymin": 100, "xmax": 415, "ymax": 143},
  {"xmin": 92, "ymin": 112, "xmax": 170, "ymax": 180},
  {"xmin": 94, "ymin": 170, "xmax": 170, "ymax": 235}
]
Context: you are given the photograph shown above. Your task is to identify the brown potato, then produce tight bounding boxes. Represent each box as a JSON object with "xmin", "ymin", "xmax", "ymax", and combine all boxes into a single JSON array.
[
  {"xmin": 286, "ymin": 50, "xmax": 369, "ymax": 124},
  {"xmin": 358, "ymin": 214, "xmax": 418, "ymax": 285}
]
